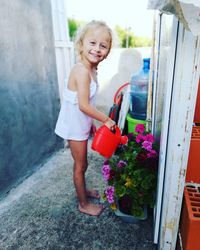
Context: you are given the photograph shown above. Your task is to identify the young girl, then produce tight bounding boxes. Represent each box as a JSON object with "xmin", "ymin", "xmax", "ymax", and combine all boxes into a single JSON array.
[{"xmin": 55, "ymin": 20, "xmax": 116, "ymax": 216}]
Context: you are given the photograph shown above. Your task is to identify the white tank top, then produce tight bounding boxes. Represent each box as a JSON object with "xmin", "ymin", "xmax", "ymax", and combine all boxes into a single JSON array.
[{"xmin": 55, "ymin": 78, "xmax": 98, "ymax": 140}]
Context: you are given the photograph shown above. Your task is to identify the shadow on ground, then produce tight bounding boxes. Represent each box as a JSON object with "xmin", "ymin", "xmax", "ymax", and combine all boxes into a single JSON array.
[{"xmin": 0, "ymin": 140, "xmax": 157, "ymax": 250}]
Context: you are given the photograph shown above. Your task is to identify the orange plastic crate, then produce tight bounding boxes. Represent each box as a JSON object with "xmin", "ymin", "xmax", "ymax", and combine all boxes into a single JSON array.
[
  {"xmin": 186, "ymin": 126, "xmax": 200, "ymax": 183},
  {"xmin": 180, "ymin": 186, "xmax": 200, "ymax": 250}
]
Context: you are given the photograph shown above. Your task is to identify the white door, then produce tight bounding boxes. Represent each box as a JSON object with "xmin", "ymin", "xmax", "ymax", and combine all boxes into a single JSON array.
[
  {"xmin": 152, "ymin": 13, "xmax": 178, "ymax": 245},
  {"xmin": 152, "ymin": 13, "xmax": 200, "ymax": 249},
  {"xmin": 51, "ymin": 0, "xmax": 74, "ymax": 103}
]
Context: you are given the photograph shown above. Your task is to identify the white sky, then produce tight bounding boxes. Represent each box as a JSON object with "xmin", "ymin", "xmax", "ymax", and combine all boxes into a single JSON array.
[{"xmin": 65, "ymin": 0, "xmax": 155, "ymax": 38}]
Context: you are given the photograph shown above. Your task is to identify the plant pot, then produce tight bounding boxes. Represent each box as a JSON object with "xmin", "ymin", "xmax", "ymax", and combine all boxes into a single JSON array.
[{"xmin": 114, "ymin": 206, "xmax": 147, "ymax": 223}]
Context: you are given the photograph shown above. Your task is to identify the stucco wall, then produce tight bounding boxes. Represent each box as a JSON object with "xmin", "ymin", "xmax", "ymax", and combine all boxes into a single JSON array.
[{"xmin": 0, "ymin": 0, "xmax": 62, "ymax": 195}]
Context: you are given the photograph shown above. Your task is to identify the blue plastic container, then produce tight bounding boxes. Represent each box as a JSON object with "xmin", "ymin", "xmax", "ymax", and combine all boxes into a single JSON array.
[{"xmin": 130, "ymin": 58, "xmax": 150, "ymax": 120}]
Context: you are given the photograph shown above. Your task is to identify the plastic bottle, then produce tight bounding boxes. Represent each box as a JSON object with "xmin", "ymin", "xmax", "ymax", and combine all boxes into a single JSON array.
[{"xmin": 129, "ymin": 58, "xmax": 150, "ymax": 120}]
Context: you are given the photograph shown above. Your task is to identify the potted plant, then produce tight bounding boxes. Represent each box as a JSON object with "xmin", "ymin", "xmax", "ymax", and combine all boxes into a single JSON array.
[{"xmin": 101, "ymin": 124, "xmax": 158, "ymax": 222}]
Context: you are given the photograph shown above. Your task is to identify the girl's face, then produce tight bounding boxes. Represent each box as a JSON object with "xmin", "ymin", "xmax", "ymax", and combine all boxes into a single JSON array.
[{"xmin": 80, "ymin": 27, "xmax": 111, "ymax": 65}]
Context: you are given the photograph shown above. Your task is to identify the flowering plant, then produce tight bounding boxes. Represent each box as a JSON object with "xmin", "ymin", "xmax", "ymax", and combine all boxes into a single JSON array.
[{"xmin": 102, "ymin": 124, "xmax": 158, "ymax": 217}]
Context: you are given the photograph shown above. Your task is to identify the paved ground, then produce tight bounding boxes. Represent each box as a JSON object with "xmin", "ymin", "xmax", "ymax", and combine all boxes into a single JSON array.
[{"xmin": 0, "ymin": 141, "xmax": 157, "ymax": 250}]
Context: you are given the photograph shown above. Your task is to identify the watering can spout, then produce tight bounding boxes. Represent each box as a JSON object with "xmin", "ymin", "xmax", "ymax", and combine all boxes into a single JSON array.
[
  {"xmin": 91, "ymin": 125, "xmax": 128, "ymax": 158},
  {"xmin": 121, "ymin": 135, "xmax": 128, "ymax": 145}
]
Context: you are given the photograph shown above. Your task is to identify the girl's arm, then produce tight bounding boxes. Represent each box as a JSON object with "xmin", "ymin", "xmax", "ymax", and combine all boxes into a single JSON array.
[{"xmin": 75, "ymin": 66, "xmax": 115, "ymax": 128}]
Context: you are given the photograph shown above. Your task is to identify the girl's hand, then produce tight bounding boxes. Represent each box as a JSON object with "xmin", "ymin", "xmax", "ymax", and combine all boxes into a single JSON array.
[{"xmin": 104, "ymin": 117, "xmax": 116, "ymax": 131}]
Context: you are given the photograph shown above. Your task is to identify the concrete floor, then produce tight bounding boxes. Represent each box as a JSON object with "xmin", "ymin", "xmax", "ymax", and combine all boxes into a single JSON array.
[{"xmin": 0, "ymin": 140, "xmax": 157, "ymax": 250}]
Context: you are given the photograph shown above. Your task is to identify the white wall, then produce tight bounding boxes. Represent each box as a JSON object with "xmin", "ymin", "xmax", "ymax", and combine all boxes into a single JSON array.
[{"xmin": 96, "ymin": 47, "xmax": 151, "ymax": 114}]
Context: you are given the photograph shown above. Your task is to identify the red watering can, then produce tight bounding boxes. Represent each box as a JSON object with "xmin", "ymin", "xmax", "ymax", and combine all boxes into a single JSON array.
[{"xmin": 91, "ymin": 125, "xmax": 128, "ymax": 158}]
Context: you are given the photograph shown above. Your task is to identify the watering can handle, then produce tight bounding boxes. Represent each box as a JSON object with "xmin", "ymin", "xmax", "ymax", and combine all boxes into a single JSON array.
[
  {"xmin": 110, "ymin": 125, "xmax": 117, "ymax": 134},
  {"xmin": 110, "ymin": 128, "xmax": 116, "ymax": 134}
]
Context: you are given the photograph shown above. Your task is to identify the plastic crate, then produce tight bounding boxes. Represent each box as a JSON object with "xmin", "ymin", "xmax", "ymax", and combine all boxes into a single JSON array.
[
  {"xmin": 186, "ymin": 126, "xmax": 200, "ymax": 183},
  {"xmin": 180, "ymin": 185, "xmax": 200, "ymax": 250}
]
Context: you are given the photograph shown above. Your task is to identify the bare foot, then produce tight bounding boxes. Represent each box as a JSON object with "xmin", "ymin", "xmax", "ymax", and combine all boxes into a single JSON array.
[
  {"xmin": 78, "ymin": 203, "xmax": 105, "ymax": 216},
  {"xmin": 75, "ymin": 189, "xmax": 100, "ymax": 199},
  {"xmin": 86, "ymin": 189, "xmax": 100, "ymax": 199}
]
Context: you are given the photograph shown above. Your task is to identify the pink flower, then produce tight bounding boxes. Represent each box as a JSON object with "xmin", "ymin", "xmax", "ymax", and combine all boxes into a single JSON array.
[
  {"xmin": 101, "ymin": 164, "xmax": 111, "ymax": 181},
  {"xmin": 136, "ymin": 134, "xmax": 144, "ymax": 143},
  {"xmin": 135, "ymin": 124, "xmax": 145, "ymax": 134},
  {"xmin": 144, "ymin": 134, "xmax": 154, "ymax": 143},
  {"xmin": 142, "ymin": 140, "xmax": 152, "ymax": 151},
  {"xmin": 147, "ymin": 149, "xmax": 157, "ymax": 158},
  {"xmin": 105, "ymin": 186, "xmax": 115, "ymax": 203}
]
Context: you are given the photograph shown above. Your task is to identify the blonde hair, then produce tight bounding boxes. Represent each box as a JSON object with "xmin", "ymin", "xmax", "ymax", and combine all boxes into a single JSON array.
[{"xmin": 74, "ymin": 20, "xmax": 113, "ymax": 59}]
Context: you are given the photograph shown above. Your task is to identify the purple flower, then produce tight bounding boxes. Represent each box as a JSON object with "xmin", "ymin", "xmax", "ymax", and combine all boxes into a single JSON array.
[
  {"xmin": 142, "ymin": 140, "xmax": 152, "ymax": 152},
  {"xmin": 117, "ymin": 160, "xmax": 127, "ymax": 168},
  {"xmin": 135, "ymin": 124, "xmax": 145, "ymax": 134},
  {"xmin": 101, "ymin": 164, "xmax": 111, "ymax": 181},
  {"xmin": 105, "ymin": 186, "xmax": 115, "ymax": 204},
  {"xmin": 147, "ymin": 149, "xmax": 157, "ymax": 158}
]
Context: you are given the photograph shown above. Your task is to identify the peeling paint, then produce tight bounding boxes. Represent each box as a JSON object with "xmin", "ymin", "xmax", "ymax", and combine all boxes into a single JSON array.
[{"xmin": 165, "ymin": 219, "xmax": 175, "ymax": 230}]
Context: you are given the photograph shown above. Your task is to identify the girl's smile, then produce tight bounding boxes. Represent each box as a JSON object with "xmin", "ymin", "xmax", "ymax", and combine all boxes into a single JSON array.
[{"xmin": 80, "ymin": 27, "xmax": 111, "ymax": 65}]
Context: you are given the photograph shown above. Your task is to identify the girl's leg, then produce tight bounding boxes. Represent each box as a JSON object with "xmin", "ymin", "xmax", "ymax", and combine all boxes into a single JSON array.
[{"xmin": 68, "ymin": 140, "xmax": 104, "ymax": 216}]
